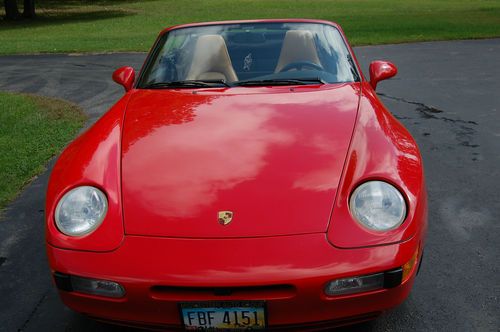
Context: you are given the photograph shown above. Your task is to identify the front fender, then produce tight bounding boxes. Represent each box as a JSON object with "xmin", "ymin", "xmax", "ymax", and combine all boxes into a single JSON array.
[
  {"xmin": 45, "ymin": 94, "xmax": 131, "ymax": 252},
  {"xmin": 327, "ymin": 83, "xmax": 427, "ymax": 248}
]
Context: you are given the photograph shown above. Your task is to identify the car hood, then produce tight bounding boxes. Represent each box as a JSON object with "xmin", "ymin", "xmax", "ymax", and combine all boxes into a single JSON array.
[{"xmin": 122, "ymin": 84, "xmax": 360, "ymax": 238}]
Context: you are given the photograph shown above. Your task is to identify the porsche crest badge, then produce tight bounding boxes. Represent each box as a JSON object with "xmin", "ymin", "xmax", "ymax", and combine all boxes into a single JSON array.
[{"xmin": 218, "ymin": 211, "xmax": 233, "ymax": 226}]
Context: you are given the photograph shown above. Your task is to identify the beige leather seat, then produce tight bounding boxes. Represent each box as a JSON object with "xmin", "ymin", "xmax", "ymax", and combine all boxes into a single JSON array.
[
  {"xmin": 186, "ymin": 35, "xmax": 238, "ymax": 82},
  {"xmin": 274, "ymin": 30, "xmax": 321, "ymax": 73}
]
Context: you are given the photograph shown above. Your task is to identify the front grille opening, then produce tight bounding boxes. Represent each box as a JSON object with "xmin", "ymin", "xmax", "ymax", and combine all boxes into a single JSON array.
[{"xmin": 150, "ymin": 284, "xmax": 296, "ymax": 301}]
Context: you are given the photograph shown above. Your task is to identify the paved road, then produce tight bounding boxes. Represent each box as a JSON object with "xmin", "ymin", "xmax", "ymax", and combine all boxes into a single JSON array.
[{"xmin": 0, "ymin": 39, "xmax": 499, "ymax": 331}]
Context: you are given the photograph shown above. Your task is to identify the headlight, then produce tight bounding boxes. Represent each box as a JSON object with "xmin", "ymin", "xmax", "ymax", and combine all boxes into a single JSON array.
[
  {"xmin": 349, "ymin": 181, "xmax": 406, "ymax": 231},
  {"xmin": 55, "ymin": 186, "xmax": 108, "ymax": 236}
]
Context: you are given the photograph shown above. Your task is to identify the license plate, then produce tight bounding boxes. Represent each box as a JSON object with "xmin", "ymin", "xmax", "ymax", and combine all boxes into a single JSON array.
[{"xmin": 180, "ymin": 301, "xmax": 266, "ymax": 330}]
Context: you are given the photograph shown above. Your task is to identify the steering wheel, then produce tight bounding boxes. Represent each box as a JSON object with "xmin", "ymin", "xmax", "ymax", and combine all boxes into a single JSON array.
[{"xmin": 279, "ymin": 61, "xmax": 323, "ymax": 72}]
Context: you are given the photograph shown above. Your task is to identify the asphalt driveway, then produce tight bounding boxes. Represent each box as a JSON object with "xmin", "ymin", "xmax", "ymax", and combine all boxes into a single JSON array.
[{"xmin": 0, "ymin": 39, "xmax": 499, "ymax": 331}]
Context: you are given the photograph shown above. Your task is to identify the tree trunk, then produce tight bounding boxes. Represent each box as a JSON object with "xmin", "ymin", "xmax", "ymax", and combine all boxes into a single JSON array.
[
  {"xmin": 4, "ymin": 0, "xmax": 19, "ymax": 20},
  {"xmin": 22, "ymin": 0, "xmax": 35, "ymax": 18}
]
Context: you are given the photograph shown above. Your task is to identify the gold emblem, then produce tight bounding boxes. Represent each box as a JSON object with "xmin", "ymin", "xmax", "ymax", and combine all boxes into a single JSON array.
[{"xmin": 218, "ymin": 211, "xmax": 233, "ymax": 225}]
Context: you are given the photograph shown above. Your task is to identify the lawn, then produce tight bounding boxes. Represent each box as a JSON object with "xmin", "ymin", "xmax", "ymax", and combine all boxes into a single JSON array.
[
  {"xmin": 0, "ymin": 92, "xmax": 86, "ymax": 210},
  {"xmin": 0, "ymin": 0, "xmax": 499, "ymax": 54}
]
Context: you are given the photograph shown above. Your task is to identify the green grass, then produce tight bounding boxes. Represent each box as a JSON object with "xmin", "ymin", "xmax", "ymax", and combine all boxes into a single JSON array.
[
  {"xmin": 0, "ymin": 0, "xmax": 499, "ymax": 54},
  {"xmin": 0, "ymin": 92, "xmax": 86, "ymax": 210}
]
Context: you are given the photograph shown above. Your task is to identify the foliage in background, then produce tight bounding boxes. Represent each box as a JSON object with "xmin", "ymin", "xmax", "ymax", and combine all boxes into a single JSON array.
[
  {"xmin": 0, "ymin": 0, "xmax": 499, "ymax": 54},
  {"xmin": 0, "ymin": 92, "xmax": 86, "ymax": 210},
  {"xmin": 3, "ymin": 0, "xmax": 36, "ymax": 20}
]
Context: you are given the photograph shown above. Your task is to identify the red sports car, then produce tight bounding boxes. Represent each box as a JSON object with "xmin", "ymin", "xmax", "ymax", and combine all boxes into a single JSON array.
[{"xmin": 46, "ymin": 19, "xmax": 427, "ymax": 330}]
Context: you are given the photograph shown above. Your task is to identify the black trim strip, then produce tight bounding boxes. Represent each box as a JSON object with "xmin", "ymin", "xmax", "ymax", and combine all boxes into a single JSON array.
[
  {"xmin": 383, "ymin": 268, "xmax": 403, "ymax": 289},
  {"xmin": 53, "ymin": 272, "xmax": 73, "ymax": 292}
]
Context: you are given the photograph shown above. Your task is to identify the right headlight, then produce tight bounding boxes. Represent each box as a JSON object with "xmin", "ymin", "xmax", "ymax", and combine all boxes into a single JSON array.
[
  {"xmin": 55, "ymin": 186, "xmax": 108, "ymax": 236},
  {"xmin": 349, "ymin": 181, "xmax": 406, "ymax": 231}
]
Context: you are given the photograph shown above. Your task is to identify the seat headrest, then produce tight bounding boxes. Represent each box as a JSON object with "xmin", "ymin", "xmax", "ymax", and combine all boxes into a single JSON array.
[
  {"xmin": 186, "ymin": 35, "xmax": 238, "ymax": 82},
  {"xmin": 274, "ymin": 30, "xmax": 321, "ymax": 73}
]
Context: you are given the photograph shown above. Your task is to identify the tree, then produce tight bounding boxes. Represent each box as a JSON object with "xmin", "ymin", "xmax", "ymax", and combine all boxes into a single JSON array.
[
  {"xmin": 23, "ymin": 0, "xmax": 35, "ymax": 18},
  {"xmin": 3, "ymin": 0, "xmax": 35, "ymax": 20},
  {"xmin": 4, "ymin": 0, "xmax": 19, "ymax": 20}
]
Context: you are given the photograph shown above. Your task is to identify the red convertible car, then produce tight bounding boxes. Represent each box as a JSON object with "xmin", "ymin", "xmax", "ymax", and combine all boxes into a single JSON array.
[{"xmin": 46, "ymin": 19, "xmax": 427, "ymax": 330}]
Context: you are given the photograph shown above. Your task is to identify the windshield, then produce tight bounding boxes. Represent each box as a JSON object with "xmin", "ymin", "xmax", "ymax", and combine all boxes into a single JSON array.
[{"xmin": 138, "ymin": 22, "xmax": 360, "ymax": 88}]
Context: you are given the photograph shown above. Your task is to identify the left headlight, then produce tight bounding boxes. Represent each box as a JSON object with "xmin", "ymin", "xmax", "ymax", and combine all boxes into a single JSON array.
[
  {"xmin": 55, "ymin": 186, "xmax": 108, "ymax": 236},
  {"xmin": 349, "ymin": 181, "xmax": 406, "ymax": 231}
]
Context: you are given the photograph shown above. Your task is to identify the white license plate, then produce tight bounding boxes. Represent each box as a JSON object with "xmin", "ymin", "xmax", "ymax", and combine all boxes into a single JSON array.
[{"xmin": 180, "ymin": 301, "xmax": 266, "ymax": 330}]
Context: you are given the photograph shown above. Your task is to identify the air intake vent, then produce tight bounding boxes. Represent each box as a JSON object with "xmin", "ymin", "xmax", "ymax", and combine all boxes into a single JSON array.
[{"xmin": 150, "ymin": 284, "xmax": 296, "ymax": 301}]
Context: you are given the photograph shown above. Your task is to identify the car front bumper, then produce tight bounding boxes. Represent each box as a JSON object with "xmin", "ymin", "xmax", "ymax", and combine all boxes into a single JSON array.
[{"xmin": 47, "ymin": 233, "xmax": 421, "ymax": 330}]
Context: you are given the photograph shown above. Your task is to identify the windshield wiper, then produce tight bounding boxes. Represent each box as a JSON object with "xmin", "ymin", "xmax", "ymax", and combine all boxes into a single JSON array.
[
  {"xmin": 143, "ymin": 79, "xmax": 230, "ymax": 89},
  {"xmin": 234, "ymin": 78, "xmax": 326, "ymax": 87}
]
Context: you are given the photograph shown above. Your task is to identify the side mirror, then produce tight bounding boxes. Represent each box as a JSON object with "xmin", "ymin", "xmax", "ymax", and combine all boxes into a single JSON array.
[
  {"xmin": 112, "ymin": 66, "xmax": 135, "ymax": 92},
  {"xmin": 369, "ymin": 61, "xmax": 397, "ymax": 90}
]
